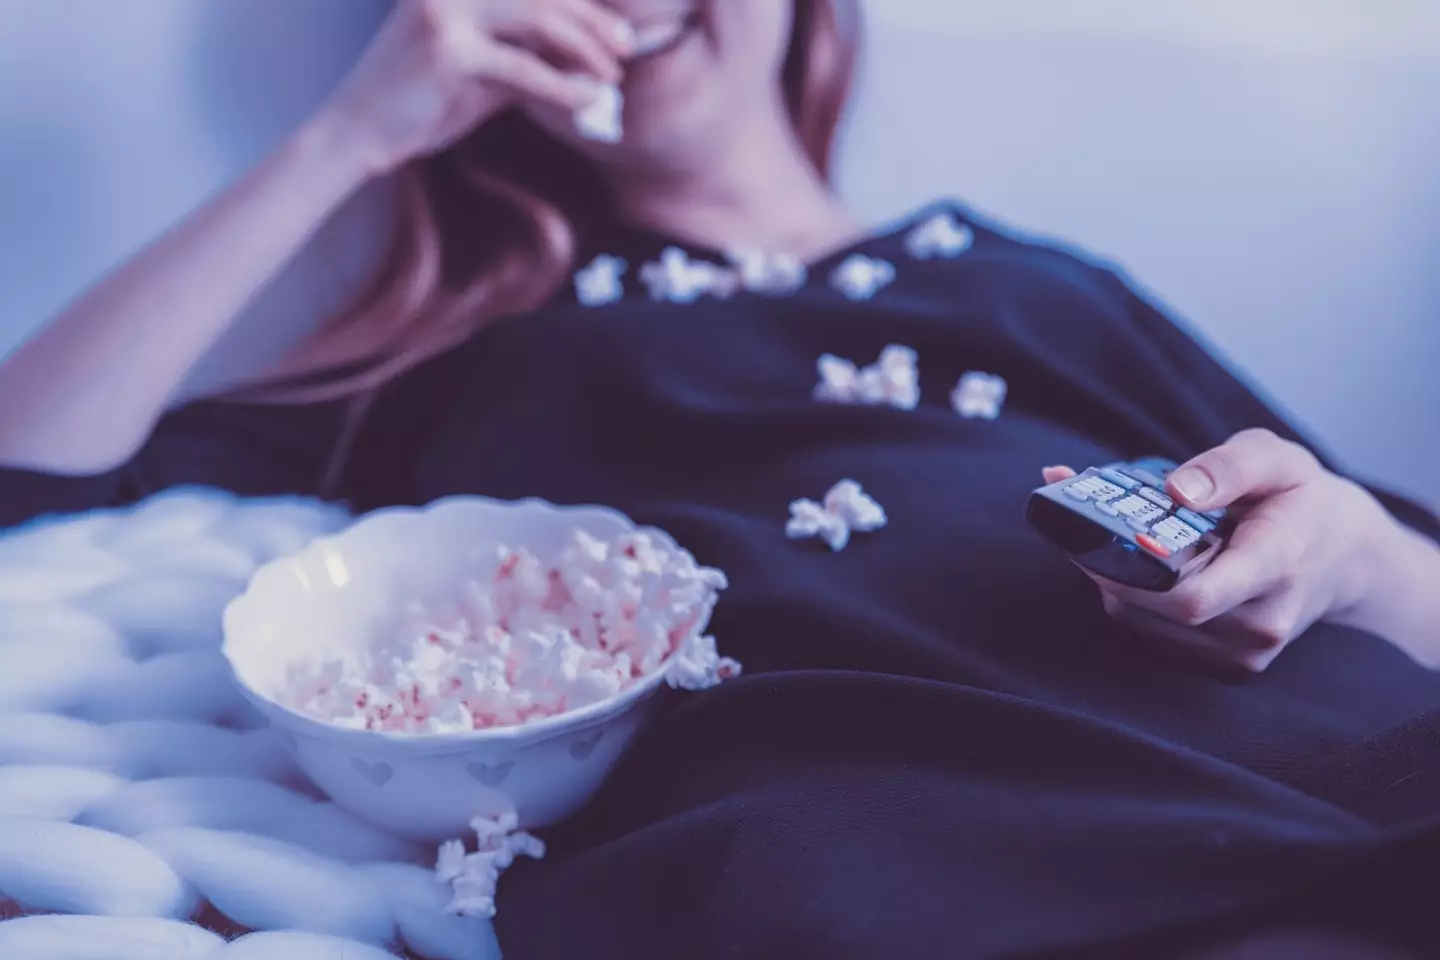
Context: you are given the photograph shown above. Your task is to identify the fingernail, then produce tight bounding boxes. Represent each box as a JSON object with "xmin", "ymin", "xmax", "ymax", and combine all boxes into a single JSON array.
[
  {"xmin": 613, "ymin": 19, "xmax": 636, "ymax": 49},
  {"xmin": 1170, "ymin": 467, "xmax": 1215, "ymax": 506}
]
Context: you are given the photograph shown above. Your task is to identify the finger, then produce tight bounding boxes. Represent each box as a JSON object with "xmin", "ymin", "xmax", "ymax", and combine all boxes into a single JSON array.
[
  {"xmin": 1086, "ymin": 521, "xmax": 1289, "ymax": 629},
  {"xmin": 1225, "ymin": 589, "xmax": 1313, "ymax": 653},
  {"xmin": 427, "ymin": 0, "xmax": 490, "ymax": 66},
  {"xmin": 482, "ymin": 44, "xmax": 605, "ymax": 110},
  {"xmin": 422, "ymin": 0, "xmax": 468, "ymax": 24},
  {"xmin": 1167, "ymin": 428, "xmax": 1321, "ymax": 512},
  {"xmin": 1099, "ymin": 593, "xmax": 1256, "ymax": 672},
  {"xmin": 529, "ymin": 8, "xmax": 623, "ymax": 82},
  {"xmin": 1102, "ymin": 592, "xmax": 1284, "ymax": 673},
  {"xmin": 559, "ymin": 0, "xmax": 636, "ymax": 57},
  {"xmin": 1042, "ymin": 465, "xmax": 1078, "ymax": 485}
]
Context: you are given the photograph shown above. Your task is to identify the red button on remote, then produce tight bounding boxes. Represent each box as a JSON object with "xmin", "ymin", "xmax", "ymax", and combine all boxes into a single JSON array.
[{"xmin": 1135, "ymin": 533, "xmax": 1172, "ymax": 559}]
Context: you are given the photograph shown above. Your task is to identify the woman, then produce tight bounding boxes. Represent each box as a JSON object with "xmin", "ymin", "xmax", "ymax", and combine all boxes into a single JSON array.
[{"xmin": 2, "ymin": 0, "xmax": 1439, "ymax": 955}]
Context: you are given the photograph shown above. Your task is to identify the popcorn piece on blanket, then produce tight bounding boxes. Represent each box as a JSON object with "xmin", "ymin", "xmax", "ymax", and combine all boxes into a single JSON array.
[
  {"xmin": 279, "ymin": 529, "xmax": 736, "ymax": 734},
  {"xmin": 726, "ymin": 247, "xmax": 807, "ymax": 296},
  {"xmin": 574, "ymin": 254, "xmax": 627, "ymax": 307},
  {"xmin": 905, "ymin": 211, "xmax": 974, "ymax": 260},
  {"xmin": 787, "ymin": 480, "xmax": 886, "ymax": 552},
  {"xmin": 640, "ymin": 247, "xmax": 740, "ymax": 304},
  {"xmin": 436, "ymin": 811, "xmax": 546, "ymax": 920},
  {"xmin": 813, "ymin": 344, "xmax": 919, "ymax": 410},
  {"xmin": 829, "ymin": 253, "xmax": 895, "ymax": 301},
  {"xmin": 574, "ymin": 81, "xmax": 624, "ymax": 143},
  {"xmin": 951, "ymin": 371, "xmax": 1008, "ymax": 420}
]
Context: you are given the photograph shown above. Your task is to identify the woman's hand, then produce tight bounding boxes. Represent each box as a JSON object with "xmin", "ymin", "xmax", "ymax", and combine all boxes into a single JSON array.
[
  {"xmin": 314, "ymin": 0, "xmax": 635, "ymax": 178},
  {"xmin": 0, "ymin": 0, "xmax": 632, "ymax": 473},
  {"xmin": 1045, "ymin": 428, "xmax": 1414, "ymax": 673}
]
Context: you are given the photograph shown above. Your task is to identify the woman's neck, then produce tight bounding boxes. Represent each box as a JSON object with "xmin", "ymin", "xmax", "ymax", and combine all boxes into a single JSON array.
[{"xmin": 604, "ymin": 114, "xmax": 860, "ymax": 264}]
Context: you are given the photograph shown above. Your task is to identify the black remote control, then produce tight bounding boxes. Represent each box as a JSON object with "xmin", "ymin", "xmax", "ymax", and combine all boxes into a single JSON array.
[{"xmin": 1026, "ymin": 457, "xmax": 1231, "ymax": 591}]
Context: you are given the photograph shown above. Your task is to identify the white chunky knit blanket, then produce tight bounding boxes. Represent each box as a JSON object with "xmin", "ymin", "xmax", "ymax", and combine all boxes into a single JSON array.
[{"xmin": 0, "ymin": 488, "xmax": 504, "ymax": 960}]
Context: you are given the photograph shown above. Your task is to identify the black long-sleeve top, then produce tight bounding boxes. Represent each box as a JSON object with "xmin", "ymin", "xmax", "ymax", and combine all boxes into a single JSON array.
[{"xmin": 5, "ymin": 202, "xmax": 1440, "ymax": 958}]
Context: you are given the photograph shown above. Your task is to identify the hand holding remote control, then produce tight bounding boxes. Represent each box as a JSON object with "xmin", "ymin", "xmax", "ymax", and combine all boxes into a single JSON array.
[{"xmin": 1029, "ymin": 429, "xmax": 1403, "ymax": 673}]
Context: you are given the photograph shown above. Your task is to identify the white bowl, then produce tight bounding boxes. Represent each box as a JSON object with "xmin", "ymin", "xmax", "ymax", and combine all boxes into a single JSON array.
[{"xmin": 221, "ymin": 496, "xmax": 707, "ymax": 843}]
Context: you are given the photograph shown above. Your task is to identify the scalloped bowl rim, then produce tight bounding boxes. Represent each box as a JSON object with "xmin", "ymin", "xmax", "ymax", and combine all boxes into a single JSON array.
[{"xmin": 221, "ymin": 495, "xmax": 701, "ymax": 754}]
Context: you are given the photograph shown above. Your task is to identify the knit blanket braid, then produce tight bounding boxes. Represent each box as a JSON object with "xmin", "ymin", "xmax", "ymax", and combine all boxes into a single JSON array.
[{"xmin": 0, "ymin": 489, "xmax": 502, "ymax": 960}]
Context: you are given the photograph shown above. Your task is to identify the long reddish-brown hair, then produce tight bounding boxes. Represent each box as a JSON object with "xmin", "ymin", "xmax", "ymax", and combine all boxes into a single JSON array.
[{"xmin": 233, "ymin": 0, "xmax": 861, "ymax": 421}]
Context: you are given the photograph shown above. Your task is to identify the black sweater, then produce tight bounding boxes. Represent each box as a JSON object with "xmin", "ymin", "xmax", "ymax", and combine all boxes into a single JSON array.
[{"xmin": 5, "ymin": 203, "xmax": 1440, "ymax": 958}]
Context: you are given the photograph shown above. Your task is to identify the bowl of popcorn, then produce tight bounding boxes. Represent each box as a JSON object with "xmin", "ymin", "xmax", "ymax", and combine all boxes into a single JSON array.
[{"xmin": 221, "ymin": 496, "xmax": 738, "ymax": 845}]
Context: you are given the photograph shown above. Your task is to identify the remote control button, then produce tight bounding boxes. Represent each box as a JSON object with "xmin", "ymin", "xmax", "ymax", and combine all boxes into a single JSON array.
[
  {"xmin": 1117, "ymin": 499, "xmax": 1165, "ymax": 525},
  {"xmin": 1138, "ymin": 487, "xmax": 1174, "ymax": 510},
  {"xmin": 1126, "ymin": 515, "xmax": 1155, "ymax": 531},
  {"xmin": 1151, "ymin": 516, "xmax": 1202, "ymax": 550},
  {"xmin": 1135, "ymin": 533, "xmax": 1172, "ymax": 559},
  {"xmin": 1064, "ymin": 483, "xmax": 1091, "ymax": 502},
  {"xmin": 1095, "ymin": 499, "xmax": 1120, "ymax": 516},
  {"xmin": 1091, "ymin": 481, "xmax": 1125, "ymax": 503},
  {"xmin": 1114, "ymin": 495, "xmax": 1148, "ymax": 517},
  {"xmin": 1128, "ymin": 467, "xmax": 1166, "ymax": 488},
  {"xmin": 1133, "ymin": 458, "xmax": 1179, "ymax": 477},
  {"xmin": 1153, "ymin": 532, "xmax": 1188, "ymax": 554},
  {"xmin": 1175, "ymin": 508, "xmax": 1217, "ymax": 534},
  {"xmin": 1099, "ymin": 468, "xmax": 1141, "ymax": 490}
]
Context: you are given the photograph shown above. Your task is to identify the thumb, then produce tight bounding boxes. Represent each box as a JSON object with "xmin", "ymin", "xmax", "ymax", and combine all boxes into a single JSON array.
[{"xmin": 1167, "ymin": 428, "xmax": 1321, "ymax": 511}]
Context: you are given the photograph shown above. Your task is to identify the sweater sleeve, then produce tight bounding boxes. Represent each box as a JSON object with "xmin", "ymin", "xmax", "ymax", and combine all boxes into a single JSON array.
[
  {"xmin": 1099, "ymin": 266, "xmax": 1440, "ymax": 546},
  {"xmin": 0, "ymin": 398, "xmax": 353, "ymax": 531}
]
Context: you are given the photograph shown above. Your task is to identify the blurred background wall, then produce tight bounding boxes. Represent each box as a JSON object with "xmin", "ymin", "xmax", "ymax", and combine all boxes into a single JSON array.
[
  {"xmin": 1, "ymin": 0, "xmax": 1436, "ymax": 505},
  {"xmin": 840, "ymin": 1, "xmax": 1440, "ymax": 506}
]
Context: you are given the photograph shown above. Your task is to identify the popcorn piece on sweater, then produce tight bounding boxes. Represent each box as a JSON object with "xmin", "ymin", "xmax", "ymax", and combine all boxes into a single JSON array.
[
  {"xmin": 813, "ymin": 344, "xmax": 919, "ymax": 410},
  {"xmin": 905, "ymin": 211, "xmax": 975, "ymax": 260},
  {"xmin": 574, "ymin": 255, "xmax": 627, "ymax": 307},
  {"xmin": 574, "ymin": 82, "xmax": 624, "ymax": 143},
  {"xmin": 872, "ymin": 345, "xmax": 920, "ymax": 410},
  {"xmin": 813, "ymin": 354, "xmax": 860, "ymax": 404},
  {"xmin": 786, "ymin": 498, "xmax": 850, "ymax": 552},
  {"xmin": 787, "ymin": 480, "xmax": 886, "ymax": 552},
  {"xmin": 829, "ymin": 254, "xmax": 895, "ymax": 301},
  {"xmin": 640, "ymin": 247, "xmax": 740, "ymax": 304},
  {"xmin": 823, "ymin": 480, "xmax": 887, "ymax": 533},
  {"xmin": 951, "ymin": 371, "xmax": 1008, "ymax": 420},
  {"xmin": 279, "ymin": 527, "xmax": 737, "ymax": 734},
  {"xmin": 665, "ymin": 633, "xmax": 742, "ymax": 691},
  {"xmin": 726, "ymin": 248, "xmax": 807, "ymax": 296},
  {"xmin": 436, "ymin": 812, "xmax": 547, "ymax": 920}
]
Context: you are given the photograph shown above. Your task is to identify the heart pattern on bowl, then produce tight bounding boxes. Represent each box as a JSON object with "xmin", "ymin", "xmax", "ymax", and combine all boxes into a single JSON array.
[
  {"xmin": 569, "ymin": 729, "xmax": 604, "ymax": 761},
  {"xmin": 466, "ymin": 759, "xmax": 515, "ymax": 787},
  {"xmin": 351, "ymin": 757, "xmax": 394, "ymax": 787}
]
